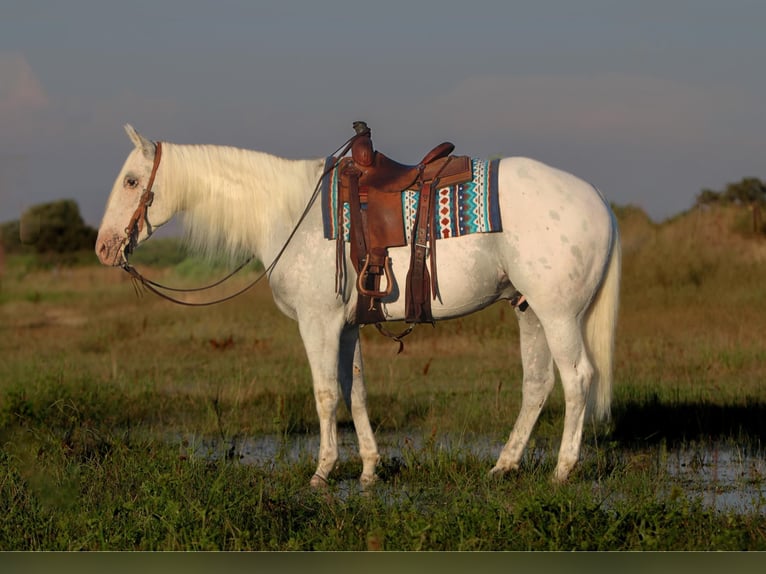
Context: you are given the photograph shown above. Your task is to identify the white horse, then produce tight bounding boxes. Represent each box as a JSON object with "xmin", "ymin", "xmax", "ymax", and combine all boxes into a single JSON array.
[{"xmin": 96, "ymin": 124, "xmax": 620, "ymax": 486}]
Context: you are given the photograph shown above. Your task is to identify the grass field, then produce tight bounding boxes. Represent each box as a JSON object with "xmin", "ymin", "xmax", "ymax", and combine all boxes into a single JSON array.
[{"xmin": 1, "ymin": 204, "xmax": 766, "ymax": 550}]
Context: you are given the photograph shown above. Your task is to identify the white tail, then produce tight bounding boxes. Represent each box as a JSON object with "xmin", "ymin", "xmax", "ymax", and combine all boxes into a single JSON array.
[{"xmin": 584, "ymin": 223, "xmax": 621, "ymax": 421}]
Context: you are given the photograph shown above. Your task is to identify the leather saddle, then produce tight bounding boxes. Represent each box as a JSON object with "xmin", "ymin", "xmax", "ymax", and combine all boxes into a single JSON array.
[{"xmin": 335, "ymin": 121, "xmax": 473, "ymax": 325}]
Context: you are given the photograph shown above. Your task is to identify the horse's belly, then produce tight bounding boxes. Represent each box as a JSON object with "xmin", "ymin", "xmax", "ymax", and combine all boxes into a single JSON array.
[{"xmin": 377, "ymin": 234, "xmax": 513, "ymax": 321}]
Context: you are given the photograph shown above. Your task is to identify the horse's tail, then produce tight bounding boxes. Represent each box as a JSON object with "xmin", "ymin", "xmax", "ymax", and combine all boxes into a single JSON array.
[{"xmin": 585, "ymin": 219, "xmax": 621, "ymax": 421}]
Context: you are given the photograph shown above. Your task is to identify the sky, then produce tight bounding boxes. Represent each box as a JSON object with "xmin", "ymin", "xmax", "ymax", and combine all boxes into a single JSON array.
[{"xmin": 1, "ymin": 0, "xmax": 764, "ymax": 229}]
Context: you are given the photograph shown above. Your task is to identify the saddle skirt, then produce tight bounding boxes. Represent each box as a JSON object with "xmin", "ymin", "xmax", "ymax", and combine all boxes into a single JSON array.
[{"xmin": 321, "ymin": 156, "xmax": 502, "ymax": 244}]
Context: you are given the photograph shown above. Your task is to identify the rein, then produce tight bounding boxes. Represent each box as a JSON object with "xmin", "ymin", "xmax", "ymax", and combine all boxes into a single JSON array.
[{"xmin": 120, "ymin": 133, "xmax": 362, "ymax": 307}]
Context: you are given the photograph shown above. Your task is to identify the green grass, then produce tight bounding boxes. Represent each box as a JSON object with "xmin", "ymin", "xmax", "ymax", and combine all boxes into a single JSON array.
[
  {"xmin": 2, "ymin": 205, "xmax": 766, "ymax": 550},
  {"xmin": 2, "ymin": 429, "xmax": 764, "ymax": 550}
]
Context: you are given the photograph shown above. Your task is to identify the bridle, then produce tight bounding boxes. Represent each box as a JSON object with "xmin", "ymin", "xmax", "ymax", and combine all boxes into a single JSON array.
[
  {"xmin": 124, "ymin": 141, "xmax": 162, "ymax": 257},
  {"xmin": 119, "ymin": 133, "xmax": 361, "ymax": 307}
]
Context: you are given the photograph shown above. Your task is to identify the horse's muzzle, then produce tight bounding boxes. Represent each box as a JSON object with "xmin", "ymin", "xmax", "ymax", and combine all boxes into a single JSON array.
[{"xmin": 95, "ymin": 232, "xmax": 127, "ymax": 266}]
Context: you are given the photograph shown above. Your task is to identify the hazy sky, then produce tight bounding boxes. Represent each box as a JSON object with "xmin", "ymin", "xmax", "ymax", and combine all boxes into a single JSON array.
[{"xmin": 1, "ymin": 0, "xmax": 764, "ymax": 228}]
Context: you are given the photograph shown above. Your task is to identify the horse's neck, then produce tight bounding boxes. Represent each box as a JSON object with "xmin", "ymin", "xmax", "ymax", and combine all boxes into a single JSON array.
[{"xmin": 161, "ymin": 143, "xmax": 322, "ymax": 263}]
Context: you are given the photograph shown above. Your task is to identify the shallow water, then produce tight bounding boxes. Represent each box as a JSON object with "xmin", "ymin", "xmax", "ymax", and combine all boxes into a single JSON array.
[
  {"xmin": 665, "ymin": 444, "xmax": 766, "ymax": 513},
  {"xmin": 177, "ymin": 431, "xmax": 766, "ymax": 514}
]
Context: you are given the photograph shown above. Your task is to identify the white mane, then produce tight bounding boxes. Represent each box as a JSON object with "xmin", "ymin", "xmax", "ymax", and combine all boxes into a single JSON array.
[{"xmin": 157, "ymin": 143, "xmax": 324, "ymax": 262}]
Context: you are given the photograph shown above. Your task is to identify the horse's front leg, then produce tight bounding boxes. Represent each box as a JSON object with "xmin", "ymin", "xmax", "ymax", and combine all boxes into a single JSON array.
[
  {"xmin": 298, "ymin": 315, "xmax": 345, "ymax": 488},
  {"xmin": 338, "ymin": 325, "xmax": 380, "ymax": 486}
]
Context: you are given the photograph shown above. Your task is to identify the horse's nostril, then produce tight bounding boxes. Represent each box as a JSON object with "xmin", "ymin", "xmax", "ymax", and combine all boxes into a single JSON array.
[{"xmin": 96, "ymin": 239, "xmax": 116, "ymax": 264}]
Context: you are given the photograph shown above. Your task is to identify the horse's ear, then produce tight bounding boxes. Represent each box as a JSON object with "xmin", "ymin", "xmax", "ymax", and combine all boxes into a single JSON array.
[{"xmin": 124, "ymin": 123, "xmax": 156, "ymax": 160}]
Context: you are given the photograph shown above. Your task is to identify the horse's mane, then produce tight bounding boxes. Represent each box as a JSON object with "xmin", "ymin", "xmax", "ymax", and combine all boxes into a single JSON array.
[{"xmin": 160, "ymin": 143, "xmax": 323, "ymax": 262}]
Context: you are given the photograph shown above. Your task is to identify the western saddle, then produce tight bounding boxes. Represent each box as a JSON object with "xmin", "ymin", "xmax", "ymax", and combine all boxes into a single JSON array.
[{"xmin": 335, "ymin": 121, "xmax": 473, "ymax": 326}]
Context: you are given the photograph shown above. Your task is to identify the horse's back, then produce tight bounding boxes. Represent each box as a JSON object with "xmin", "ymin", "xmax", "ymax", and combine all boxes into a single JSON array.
[{"xmin": 497, "ymin": 157, "xmax": 611, "ymax": 232}]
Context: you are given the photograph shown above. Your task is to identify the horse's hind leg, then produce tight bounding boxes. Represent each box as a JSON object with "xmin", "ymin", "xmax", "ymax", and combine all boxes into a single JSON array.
[
  {"xmin": 338, "ymin": 325, "xmax": 380, "ymax": 486},
  {"xmin": 543, "ymin": 316, "xmax": 595, "ymax": 483},
  {"xmin": 491, "ymin": 306, "xmax": 555, "ymax": 476}
]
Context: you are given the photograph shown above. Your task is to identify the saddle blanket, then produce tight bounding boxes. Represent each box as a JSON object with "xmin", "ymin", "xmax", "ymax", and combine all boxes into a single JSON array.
[{"xmin": 320, "ymin": 157, "xmax": 502, "ymax": 242}]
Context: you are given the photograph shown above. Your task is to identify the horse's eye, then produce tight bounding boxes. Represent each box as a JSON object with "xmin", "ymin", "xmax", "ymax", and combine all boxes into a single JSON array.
[{"xmin": 124, "ymin": 176, "xmax": 139, "ymax": 189}]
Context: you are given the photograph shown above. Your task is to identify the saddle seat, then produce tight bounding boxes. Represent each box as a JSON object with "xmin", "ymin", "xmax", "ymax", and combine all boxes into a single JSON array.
[
  {"xmin": 335, "ymin": 122, "xmax": 473, "ymax": 326},
  {"xmin": 351, "ymin": 138, "xmax": 457, "ymax": 194}
]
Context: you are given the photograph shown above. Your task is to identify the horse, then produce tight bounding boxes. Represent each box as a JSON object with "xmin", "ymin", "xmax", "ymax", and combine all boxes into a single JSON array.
[{"xmin": 96, "ymin": 124, "xmax": 621, "ymax": 487}]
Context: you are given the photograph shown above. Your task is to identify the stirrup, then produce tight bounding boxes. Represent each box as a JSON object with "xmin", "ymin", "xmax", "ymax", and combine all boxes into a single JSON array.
[{"xmin": 357, "ymin": 254, "xmax": 394, "ymax": 299}]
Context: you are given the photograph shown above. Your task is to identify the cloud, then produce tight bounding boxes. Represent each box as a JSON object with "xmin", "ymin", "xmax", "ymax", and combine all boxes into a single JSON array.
[{"xmin": 0, "ymin": 52, "xmax": 49, "ymax": 118}]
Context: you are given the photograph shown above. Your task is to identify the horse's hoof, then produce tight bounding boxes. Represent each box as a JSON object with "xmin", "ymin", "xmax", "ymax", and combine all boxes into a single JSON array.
[
  {"xmin": 489, "ymin": 460, "xmax": 520, "ymax": 478},
  {"xmin": 489, "ymin": 465, "xmax": 512, "ymax": 478},
  {"xmin": 310, "ymin": 473, "xmax": 329, "ymax": 489},
  {"xmin": 551, "ymin": 468, "xmax": 572, "ymax": 485},
  {"xmin": 360, "ymin": 473, "xmax": 378, "ymax": 489}
]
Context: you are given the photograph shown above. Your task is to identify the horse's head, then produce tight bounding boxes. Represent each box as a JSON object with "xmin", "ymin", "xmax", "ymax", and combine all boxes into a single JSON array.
[{"xmin": 95, "ymin": 124, "xmax": 174, "ymax": 266}]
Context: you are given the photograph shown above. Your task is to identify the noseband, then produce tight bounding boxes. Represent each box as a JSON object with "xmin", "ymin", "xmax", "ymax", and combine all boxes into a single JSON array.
[{"xmin": 124, "ymin": 141, "xmax": 163, "ymax": 255}]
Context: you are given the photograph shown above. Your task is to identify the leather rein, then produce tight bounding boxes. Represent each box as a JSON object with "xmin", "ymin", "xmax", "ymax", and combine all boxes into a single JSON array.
[{"xmin": 120, "ymin": 134, "xmax": 360, "ymax": 307}]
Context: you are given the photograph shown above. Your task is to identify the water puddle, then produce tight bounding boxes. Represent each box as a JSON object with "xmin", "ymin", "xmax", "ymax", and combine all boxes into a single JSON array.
[
  {"xmin": 176, "ymin": 431, "xmax": 766, "ymax": 514},
  {"xmin": 665, "ymin": 444, "xmax": 766, "ymax": 513},
  {"xmin": 177, "ymin": 431, "xmax": 498, "ymax": 469}
]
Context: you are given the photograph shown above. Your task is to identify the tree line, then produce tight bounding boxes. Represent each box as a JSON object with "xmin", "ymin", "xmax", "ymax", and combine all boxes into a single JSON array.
[
  {"xmin": 0, "ymin": 199, "xmax": 97, "ymax": 256},
  {"xmin": 696, "ymin": 177, "xmax": 766, "ymax": 207},
  {"xmin": 696, "ymin": 177, "xmax": 766, "ymax": 233}
]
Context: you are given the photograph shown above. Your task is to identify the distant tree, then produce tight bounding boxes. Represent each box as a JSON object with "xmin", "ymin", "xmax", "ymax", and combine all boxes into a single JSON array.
[
  {"xmin": 0, "ymin": 219, "xmax": 24, "ymax": 253},
  {"xmin": 695, "ymin": 188, "xmax": 722, "ymax": 206},
  {"xmin": 696, "ymin": 177, "xmax": 766, "ymax": 208},
  {"xmin": 18, "ymin": 199, "xmax": 98, "ymax": 254},
  {"xmin": 722, "ymin": 177, "xmax": 766, "ymax": 205},
  {"xmin": 695, "ymin": 177, "xmax": 766, "ymax": 233}
]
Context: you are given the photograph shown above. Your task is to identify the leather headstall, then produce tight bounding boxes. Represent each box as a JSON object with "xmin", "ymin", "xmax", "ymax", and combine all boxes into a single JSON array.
[{"xmin": 124, "ymin": 141, "xmax": 163, "ymax": 256}]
